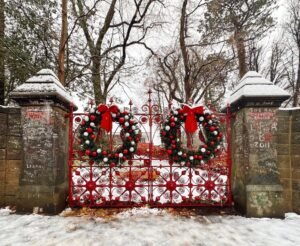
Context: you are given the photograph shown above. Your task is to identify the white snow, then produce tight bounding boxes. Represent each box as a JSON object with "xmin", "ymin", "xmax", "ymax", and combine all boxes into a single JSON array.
[
  {"xmin": 0, "ymin": 208, "xmax": 299, "ymax": 246},
  {"xmin": 228, "ymin": 71, "xmax": 290, "ymax": 105},
  {"xmin": 10, "ymin": 69, "xmax": 77, "ymax": 108},
  {"xmin": 279, "ymin": 107, "xmax": 300, "ymax": 111}
]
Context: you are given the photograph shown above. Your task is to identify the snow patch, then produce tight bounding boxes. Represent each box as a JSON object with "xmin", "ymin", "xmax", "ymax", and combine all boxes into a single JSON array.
[
  {"xmin": 0, "ymin": 207, "xmax": 13, "ymax": 216},
  {"xmin": 285, "ymin": 213, "xmax": 300, "ymax": 220},
  {"xmin": 116, "ymin": 207, "xmax": 166, "ymax": 218}
]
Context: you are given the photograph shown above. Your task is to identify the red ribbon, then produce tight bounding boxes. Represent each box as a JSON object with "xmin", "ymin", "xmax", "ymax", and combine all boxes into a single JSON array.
[
  {"xmin": 182, "ymin": 105, "xmax": 204, "ymax": 133},
  {"xmin": 98, "ymin": 104, "xmax": 119, "ymax": 132}
]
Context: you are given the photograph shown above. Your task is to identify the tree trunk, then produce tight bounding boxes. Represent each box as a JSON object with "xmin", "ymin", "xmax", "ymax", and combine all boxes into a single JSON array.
[
  {"xmin": 91, "ymin": 56, "xmax": 105, "ymax": 104},
  {"xmin": 235, "ymin": 32, "xmax": 247, "ymax": 78},
  {"xmin": 180, "ymin": 0, "xmax": 191, "ymax": 103},
  {"xmin": 293, "ymin": 53, "xmax": 300, "ymax": 107},
  {"xmin": 0, "ymin": 0, "xmax": 5, "ymax": 105},
  {"xmin": 58, "ymin": 0, "xmax": 68, "ymax": 85}
]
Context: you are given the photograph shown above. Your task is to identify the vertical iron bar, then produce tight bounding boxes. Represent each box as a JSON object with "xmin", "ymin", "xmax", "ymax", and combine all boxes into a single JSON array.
[{"xmin": 68, "ymin": 104, "xmax": 74, "ymax": 207}]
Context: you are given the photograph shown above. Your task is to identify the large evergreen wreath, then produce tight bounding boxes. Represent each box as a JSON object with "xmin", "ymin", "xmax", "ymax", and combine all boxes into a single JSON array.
[
  {"xmin": 160, "ymin": 105, "xmax": 223, "ymax": 167},
  {"xmin": 79, "ymin": 104, "xmax": 141, "ymax": 166}
]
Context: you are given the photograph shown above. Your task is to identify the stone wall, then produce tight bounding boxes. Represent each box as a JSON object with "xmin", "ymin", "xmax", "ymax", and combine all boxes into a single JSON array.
[
  {"xmin": 0, "ymin": 106, "xmax": 22, "ymax": 207},
  {"xmin": 277, "ymin": 109, "xmax": 300, "ymax": 213}
]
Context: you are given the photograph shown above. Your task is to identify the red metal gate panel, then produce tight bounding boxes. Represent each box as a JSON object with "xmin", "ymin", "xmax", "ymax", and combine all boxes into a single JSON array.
[{"xmin": 67, "ymin": 91, "xmax": 232, "ymax": 208}]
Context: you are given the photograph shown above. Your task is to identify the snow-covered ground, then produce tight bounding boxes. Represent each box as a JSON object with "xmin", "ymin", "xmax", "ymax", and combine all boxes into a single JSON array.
[{"xmin": 0, "ymin": 207, "xmax": 299, "ymax": 246}]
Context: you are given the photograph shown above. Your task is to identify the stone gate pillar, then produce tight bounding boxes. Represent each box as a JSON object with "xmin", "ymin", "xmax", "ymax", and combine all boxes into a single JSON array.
[
  {"xmin": 228, "ymin": 71, "xmax": 290, "ymax": 218},
  {"xmin": 10, "ymin": 69, "xmax": 76, "ymax": 214}
]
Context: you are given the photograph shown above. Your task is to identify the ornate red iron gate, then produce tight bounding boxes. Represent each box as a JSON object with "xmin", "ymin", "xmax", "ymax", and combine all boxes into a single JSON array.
[{"xmin": 67, "ymin": 91, "xmax": 233, "ymax": 208}]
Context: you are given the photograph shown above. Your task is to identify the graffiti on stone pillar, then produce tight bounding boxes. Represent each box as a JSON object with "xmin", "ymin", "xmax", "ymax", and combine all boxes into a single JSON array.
[
  {"xmin": 21, "ymin": 107, "xmax": 55, "ymax": 185},
  {"xmin": 247, "ymin": 108, "xmax": 280, "ymax": 185},
  {"xmin": 248, "ymin": 108, "xmax": 277, "ymax": 151}
]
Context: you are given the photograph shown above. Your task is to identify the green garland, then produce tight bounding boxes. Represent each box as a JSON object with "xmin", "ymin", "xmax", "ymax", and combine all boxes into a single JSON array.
[
  {"xmin": 78, "ymin": 104, "xmax": 141, "ymax": 166},
  {"xmin": 160, "ymin": 106, "xmax": 223, "ymax": 167}
]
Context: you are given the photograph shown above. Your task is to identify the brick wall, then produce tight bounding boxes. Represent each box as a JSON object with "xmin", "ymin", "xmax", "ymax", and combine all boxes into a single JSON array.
[
  {"xmin": 0, "ymin": 106, "xmax": 22, "ymax": 207},
  {"xmin": 277, "ymin": 109, "xmax": 300, "ymax": 213}
]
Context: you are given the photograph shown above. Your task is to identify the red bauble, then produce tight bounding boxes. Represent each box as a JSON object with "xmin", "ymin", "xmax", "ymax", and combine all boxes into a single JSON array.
[
  {"xmin": 204, "ymin": 144, "xmax": 208, "ymax": 148},
  {"xmin": 124, "ymin": 111, "xmax": 128, "ymax": 115},
  {"xmin": 102, "ymin": 151, "xmax": 107, "ymax": 156},
  {"xmin": 207, "ymin": 151, "xmax": 211, "ymax": 155},
  {"xmin": 170, "ymin": 117, "xmax": 175, "ymax": 122},
  {"xmin": 123, "ymin": 149, "xmax": 128, "ymax": 154},
  {"xmin": 198, "ymin": 155, "xmax": 203, "ymax": 160},
  {"xmin": 115, "ymin": 153, "xmax": 119, "ymax": 158},
  {"xmin": 167, "ymin": 149, "xmax": 172, "ymax": 155},
  {"xmin": 90, "ymin": 115, "xmax": 96, "ymax": 121},
  {"xmin": 171, "ymin": 140, "xmax": 176, "ymax": 144},
  {"xmin": 122, "ymin": 157, "xmax": 127, "ymax": 161},
  {"xmin": 87, "ymin": 127, "xmax": 93, "ymax": 133},
  {"xmin": 186, "ymin": 162, "xmax": 191, "ymax": 167},
  {"xmin": 129, "ymin": 119, "xmax": 135, "ymax": 125},
  {"xmin": 119, "ymin": 117, "xmax": 125, "ymax": 123},
  {"xmin": 92, "ymin": 151, "xmax": 97, "ymax": 157},
  {"xmin": 170, "ymin": 122, "xmax": 176, "ymax": 127},
  {"xmin": 81, "ymin": 121, "xmax": 85, "ymax": 126},
  {"xmin": 209, "ymin": 126, "xmax": 215, "ymax": 132},
  {"xmin": 183, "ymin": 153, "xmax": 187, "ymax": 158},
  {"xmin": 162, "ymin": 131, "xmax": 166, "ymax": 136},
  {"xmin": 171, "ymin": 144, "xmax": 176, "ymax": 149},
  {"xmin": 210, "ymin": 141, "xmax": 215, "ymax": 146},
  {"xmin": 110, "ymin": 163, "xmax": 116, "ymax": 168},
  {"xmin": 129, "ymin": 129, "xmax": 133, "ymax": 133},
  {"xmin": 219, "ymin": 133, "xmax": 223, "ymax": 138},
  {"xmin": 91, "ymin": 135, "xmax": 96, "ymax": 139},
  {"xmin": 85, "ymin": 150, "xmax": 91, "ymax": 156},
  {"xmin": 128, "ymin": 136, "xmax": 133, "ymax": 141},
  {"xmin": 170, "ymin": 136, "xmax": 174, "ymax": 139}
]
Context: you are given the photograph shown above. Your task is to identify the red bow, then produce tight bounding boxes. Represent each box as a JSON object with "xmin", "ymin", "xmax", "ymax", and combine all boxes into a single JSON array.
[
  {"xmin": 182, "ymin": 105, "xmax": 204, "ymax": 133},
  {"xmin": 98, "ymin": 104, "xmax": 119, "ymax": 132}
]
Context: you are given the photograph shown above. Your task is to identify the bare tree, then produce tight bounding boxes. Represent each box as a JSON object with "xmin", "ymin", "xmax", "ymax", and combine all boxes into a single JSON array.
[
  {"xmin": 285, "ymin": 0, "xmax": 300, "ymax": 107},
  {"xmin": 150, "ymin": 0, "xmax": 232, "ymax": 107},
  {"xmin": 71, "ymin": 0, "xmax": 162, "ymax": 104}
]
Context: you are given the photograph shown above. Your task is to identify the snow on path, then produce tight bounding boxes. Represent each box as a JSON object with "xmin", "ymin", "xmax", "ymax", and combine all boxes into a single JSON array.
[{"xmin": 0, "ymin": 208, "xmax": 299, "ymax": 246}]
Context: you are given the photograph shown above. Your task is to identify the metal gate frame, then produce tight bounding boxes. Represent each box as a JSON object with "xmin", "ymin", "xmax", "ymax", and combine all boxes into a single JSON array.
[{"xmin": 67, "ymin": 90, "xmax": 233, "ymax": 208}]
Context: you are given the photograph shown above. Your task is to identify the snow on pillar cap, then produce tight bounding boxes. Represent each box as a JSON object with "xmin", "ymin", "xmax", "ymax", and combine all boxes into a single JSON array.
[
  {"xmin": 226, "ymin": 71, "xmax": 290, "ymax": 110},
  {"xmin": 10, "ymin": 69, "xmax": 78, "ymax": 111}
]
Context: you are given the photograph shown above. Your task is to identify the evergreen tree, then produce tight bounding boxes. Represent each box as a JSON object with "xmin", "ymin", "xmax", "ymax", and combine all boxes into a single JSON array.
[{"xmin": 201, "ymin": 0, "xmax": 276, "ymax": 78}]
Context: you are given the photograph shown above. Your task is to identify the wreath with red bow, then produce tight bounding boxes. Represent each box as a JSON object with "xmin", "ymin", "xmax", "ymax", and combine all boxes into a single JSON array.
[
  {"xmin": 160, "ymin": 105, "xmax": 223, "ymax": 167},
  {"xmin": 79, "ymin": 104, "xmax": 141, "ymax": 166}
]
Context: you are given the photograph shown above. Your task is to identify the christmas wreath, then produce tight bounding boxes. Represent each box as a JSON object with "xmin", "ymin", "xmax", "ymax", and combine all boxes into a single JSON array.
[
  {"xmin": 79, "ymin": 104, "xmax": 141, "ymax": 166},
  {"xmin": 160, "ymin": 104, "xmax": 223, "ymax": 167}
]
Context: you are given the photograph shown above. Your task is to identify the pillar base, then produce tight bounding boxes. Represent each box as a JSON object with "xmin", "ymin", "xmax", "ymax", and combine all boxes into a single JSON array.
[
  {"xmin": 16, "ymin": 183, "xmax": 67, "ymax": 214},
  {"xmin": 246, "ymin": 184, "xmax": 284, "ymax": 218}
]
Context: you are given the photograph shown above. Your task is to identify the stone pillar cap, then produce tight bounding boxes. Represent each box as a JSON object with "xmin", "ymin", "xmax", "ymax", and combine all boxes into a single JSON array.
[
  {"xmin": 10, "ymin": 69, "xmax": 78, "ymax": 110},
  {"xmin": 227, "ymin": 71, "xmax": 290, "ymax": 110}
]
